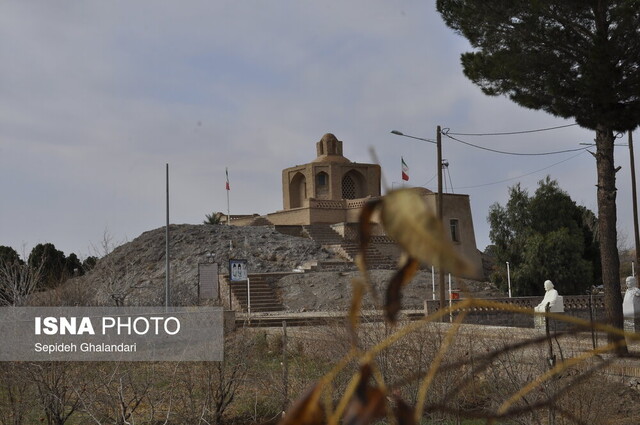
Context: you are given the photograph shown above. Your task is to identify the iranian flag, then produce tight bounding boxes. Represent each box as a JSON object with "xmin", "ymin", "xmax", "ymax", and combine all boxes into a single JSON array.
[
  {"xmin": 225, "ymin": 168, "xmax": 230, "ymax": 190},
  {"xmin": 401, "ymin": 157, "xmax": 409, "ymax": 181}
]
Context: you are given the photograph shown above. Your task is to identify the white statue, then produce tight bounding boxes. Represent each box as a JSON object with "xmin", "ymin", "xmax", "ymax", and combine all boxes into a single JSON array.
[
  {"xmin": 623, "ymin": 276, "xmax": 640, "ymax": 318},
  {"xmin": 534, "ymin": 280, "xmax": 564, "ymax": 313}
]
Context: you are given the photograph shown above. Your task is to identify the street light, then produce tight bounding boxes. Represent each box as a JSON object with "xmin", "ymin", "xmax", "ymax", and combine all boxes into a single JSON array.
[{"xmin": 391, "ymin": 127, "xmax": 447, "ymax": 313}]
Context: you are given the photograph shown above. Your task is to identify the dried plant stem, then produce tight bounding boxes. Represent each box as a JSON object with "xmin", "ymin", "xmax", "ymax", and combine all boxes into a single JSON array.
[
  {"xmin": 329, "ymin": 367, "xmax": 364, "ymax": 425},
  {"xmin": 414, "ymin": 310, "xmax": 469, "ymax": 422},
  {"xmin": 497, "ymin": 340, "xmax": 624, "ymax": 416}
]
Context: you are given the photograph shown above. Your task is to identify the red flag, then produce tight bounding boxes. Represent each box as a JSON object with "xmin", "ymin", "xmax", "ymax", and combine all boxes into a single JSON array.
[
  {"xmin": 225, "ymin": 168, "xmax": 230, "ymax": 190},
  {"xmin": 401, "ymin": 157, "xmax": 409, "ymax": 181}
]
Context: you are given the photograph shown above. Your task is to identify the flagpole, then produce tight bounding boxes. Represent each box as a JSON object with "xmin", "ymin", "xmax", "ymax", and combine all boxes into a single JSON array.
[
  {"xmin": 226, "ymin": 167, "xmax": 231, "ymax": 226},
  {"xmin": 165, "ymin": 163, "xmax": 170, "ymax": 310}
]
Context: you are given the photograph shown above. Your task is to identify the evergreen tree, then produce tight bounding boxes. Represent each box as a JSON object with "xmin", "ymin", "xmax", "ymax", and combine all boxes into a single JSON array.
[
  {"xmin": 0, "ymin": 246, "xmax": 22, "ymax": 266},
  {"xmin": 65, "ymin": 253, "xmax": 84, "ymax": 277},
  {"xmin": 28, "ymin": 243, "xmax": 66, "ymax": 289},
  {"xmin": 82, "ymin": 256, "xmax": 98, "ymax": 272},
  {"xmin": 488, "ymin": 178, "xmax": 600, "ymax": 296},
  {"xmin": 437, "ymin": 1, "xmax": 640, "ymax": 347}
]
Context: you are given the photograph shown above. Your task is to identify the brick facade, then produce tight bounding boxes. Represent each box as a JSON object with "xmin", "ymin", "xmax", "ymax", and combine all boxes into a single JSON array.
[{"xmin": 233, "ymin": 133, "xmax": 485, "ymax": 279}]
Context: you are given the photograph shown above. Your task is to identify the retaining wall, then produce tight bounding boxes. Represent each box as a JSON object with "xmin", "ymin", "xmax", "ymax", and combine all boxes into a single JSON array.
[{"xmin": 424, "ymin": 295, "xmax": 606, "ymax": 328}]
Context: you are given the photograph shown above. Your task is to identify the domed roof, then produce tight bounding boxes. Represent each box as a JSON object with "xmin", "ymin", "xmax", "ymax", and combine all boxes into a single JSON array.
[
  {"xmin": 313, "ymin": 133, "xmax": 350, "ymax": 163},
  {"xmin": 320, "ymin": 133, "xmax": 338, "ymax": 144}
]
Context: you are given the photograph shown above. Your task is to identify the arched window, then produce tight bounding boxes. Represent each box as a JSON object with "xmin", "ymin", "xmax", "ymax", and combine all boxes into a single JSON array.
[
  {"xmin": 341, "ymin": 170, "xmax": 365, "ymax": 199},
  {"xmin": 342, "ymin": 175, "xmax": 356, "ymax": 199},
  {"xmin": 316, "ymin": 171, "xmax": 329, "ymax": 199},
  {"xmin": 316, "ymin": 171, "xmax": 329, "ymax": 198},
  {"xmin": 316, "ymin": 172, "xmax": 329, "ymax": 187}
]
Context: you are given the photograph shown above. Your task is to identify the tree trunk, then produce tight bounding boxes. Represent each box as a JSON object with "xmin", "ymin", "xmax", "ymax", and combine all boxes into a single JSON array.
[{"xmin": 595, "ymin": 124, "xmax": 626, "ymax": 353}]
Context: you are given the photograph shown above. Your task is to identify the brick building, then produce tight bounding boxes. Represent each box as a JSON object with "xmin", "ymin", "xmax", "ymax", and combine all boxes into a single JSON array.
[{"xmin": 229, "ymin": 133, "xmax": 485, "ymax": 279}]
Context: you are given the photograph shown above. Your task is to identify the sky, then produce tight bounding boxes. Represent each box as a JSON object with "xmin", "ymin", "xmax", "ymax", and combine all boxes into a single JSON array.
[{"xmin": 1, "ymin": 1, "xmax": 637, "ymax": 261}]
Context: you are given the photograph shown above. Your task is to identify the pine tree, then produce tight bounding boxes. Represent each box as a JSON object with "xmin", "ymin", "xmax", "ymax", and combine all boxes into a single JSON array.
[{"xmin": 438, "ymin": 0, "xmax": 640, "ymax": 351}]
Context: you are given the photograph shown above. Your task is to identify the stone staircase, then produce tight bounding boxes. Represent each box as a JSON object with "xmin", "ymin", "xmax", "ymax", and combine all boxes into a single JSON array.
[
  {"xmin": 228, "ymin": 273, "xmax": 286, "ymax": 313},
  {"xmin": 302, "ymin": 224, "xmax": 344, "ymax": 245},
  {"xmin": 302, "ymin": 224, "xmax": 396, "ymax": 269}
]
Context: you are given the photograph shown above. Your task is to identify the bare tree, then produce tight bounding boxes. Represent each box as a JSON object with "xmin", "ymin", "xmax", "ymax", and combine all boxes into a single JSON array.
[
  {"xmin": 27, "ymin": 362, "xmax": 85, "ymax": 425},
  {"xmin": 0, "ymin": 363, "xmax": 33, "ymax": 425},
  {"xmin": 91, "ymin": 231, "xmax": 146, "ymax": 307},
  {"xmin": 169, "ymin": 331, "xmax": 255, "ymax": 424},
  {"xmin": 206, "ymin": 333, "xmax": 255, "ymax": 425},
  {"xmin": 0, "ymin": 256, "xmax": 43, "ymax": 306}
]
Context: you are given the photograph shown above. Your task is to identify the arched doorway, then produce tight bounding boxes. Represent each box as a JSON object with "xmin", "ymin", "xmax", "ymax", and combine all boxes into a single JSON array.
[{"xmin": 289, "ymin": 172, "xmax": 307, "ymax": 208}]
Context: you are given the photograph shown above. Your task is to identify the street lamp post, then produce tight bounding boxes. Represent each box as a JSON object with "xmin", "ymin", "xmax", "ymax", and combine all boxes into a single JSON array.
[
  {"xmin": 391, "ymin": 127, "xmax": 447, "ymax": 313},
  {"xmin": 506, "ymin": 261, "xmax": 512, "ymax": 298},
  {"xmin": 436, "ymin": 126, "xmax": 445, "ymax": 312},
  {"xmin": 629, "ymin": 131, "xmax": 640, "ymax": 271}
]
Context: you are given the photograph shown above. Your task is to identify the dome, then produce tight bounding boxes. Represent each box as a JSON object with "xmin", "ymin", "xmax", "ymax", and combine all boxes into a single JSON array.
[{"xmin": 314, "ymin": 133, "xmax": 349, "ymax": 163}]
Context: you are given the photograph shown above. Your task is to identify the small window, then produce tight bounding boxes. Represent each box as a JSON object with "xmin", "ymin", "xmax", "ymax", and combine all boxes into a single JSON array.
[
  {"xmin": 317, "ymin": 172, "xmax": 328, "ymax": 186},
  {"xmin": 450, "ymin": 219, "xmax": 460, "ymax": 242}
]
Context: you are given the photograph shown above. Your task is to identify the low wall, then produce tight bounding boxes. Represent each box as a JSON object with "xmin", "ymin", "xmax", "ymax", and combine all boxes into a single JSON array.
[
  {"xmin": 423, "ymin": 295, "xmax": 606, "ymax": 329},
  {"xmin": 274, "ymin": 225, "xmax": 305, "ymax": 237},
  {"xmin": 267, "ymin": 208, "xmax": 311, "ymax": 225},
  {"xmin": 331, "ymin": 222, "xmax": 397, "ymax": 242},
  {"xmin": 227, "ymin": 214, "xmax": 260, "ymax": 226}
]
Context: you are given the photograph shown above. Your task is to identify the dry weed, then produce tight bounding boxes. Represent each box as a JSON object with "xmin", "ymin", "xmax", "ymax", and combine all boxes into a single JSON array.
[{"xmin": 279, "ymin": 188, "xmax": 640, "ymax": 425}]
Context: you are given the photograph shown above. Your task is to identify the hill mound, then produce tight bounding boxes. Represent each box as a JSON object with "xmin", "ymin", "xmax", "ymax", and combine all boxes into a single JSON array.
[
  {"xmin": 44, "ymin": 224, "xmax": 498, "ymax": 309},
  {"xmin": 58, "ymin": 224, "xmax": 337, "ymax": 306},
  {"xmin": 274, "ymin": 270, "xmax": 501, "ymax": 312}
]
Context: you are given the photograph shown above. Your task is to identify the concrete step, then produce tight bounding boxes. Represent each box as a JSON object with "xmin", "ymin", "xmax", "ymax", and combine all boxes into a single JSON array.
[
  {"xmin": 233, "ymin": 294, "xmax": 279, "ymax": 301},
  {"xmin": 228, "ymin": 273, "xmax": 284, "ymax": 313},
  {"xmin": 232, "ymin": 288, "xmax": 278, "ymax": 294},
  {"xmin": 303, "ymin": 224, "xmax": 397, "ymax": 270}
]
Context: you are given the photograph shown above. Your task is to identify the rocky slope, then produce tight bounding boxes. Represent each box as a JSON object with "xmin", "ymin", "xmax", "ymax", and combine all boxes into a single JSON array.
[
  {"xmin": 64, "ymin": 224, "xmax": 338, "ymax": 306},
  {"xmin": 274, "ymin": 270, "xmax": 501, "ymax": 312},
  {"xmin": 50, "ymin": 223, "xmax": 498, "ymax": 309}
]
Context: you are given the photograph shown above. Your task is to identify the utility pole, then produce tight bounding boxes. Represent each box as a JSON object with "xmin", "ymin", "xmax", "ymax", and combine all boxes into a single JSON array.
[
  {"xmin": 629, "ymin": 131, "xmax": 640, "ymax": 270},
  {"xmin": 437, "ymin": 126, "xmax": 446, "ymax": 313},
  {"xmin": 282, "ymin": 320, "xmax": 289, "ymax": 413},
  {"xmin": 390, "ymin": 127, "xmax": 446, "ymax": 313}
]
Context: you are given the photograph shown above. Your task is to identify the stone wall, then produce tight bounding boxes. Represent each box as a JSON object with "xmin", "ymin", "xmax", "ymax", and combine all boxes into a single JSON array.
[
  {"xmin": 267, "ymin": 197, "xmax": 382, "ymax": 226},
  {"xmin": 267, "ymin": 207, "xmax": 312, "ymax": 225},
  {"xmin": 274, "ymin": 225, "xmax": 305, "ymax": 238}
]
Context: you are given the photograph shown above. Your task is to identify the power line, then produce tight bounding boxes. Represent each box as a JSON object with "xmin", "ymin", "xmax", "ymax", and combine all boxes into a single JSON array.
[
  {"xmin": 420, "ymin": 172, "xmax": 438, "ymax": 187},
  {"xmin": 455, "ymin": 150, "xmax": 588, "ymax": 190},
  {"xmin": 443, "ymin": 123, "xmax": 578, "ymax": 136},
  {"xmin": 443, "ymin": 133, "xmax": 589, "ymax": 156}
]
